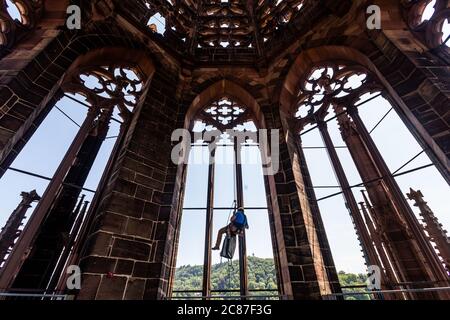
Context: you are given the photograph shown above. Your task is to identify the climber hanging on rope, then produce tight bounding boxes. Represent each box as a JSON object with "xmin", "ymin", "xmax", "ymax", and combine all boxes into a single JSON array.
[{"xmin": 212, "ymin": 207, "xmax": 249, "ymax": 251}]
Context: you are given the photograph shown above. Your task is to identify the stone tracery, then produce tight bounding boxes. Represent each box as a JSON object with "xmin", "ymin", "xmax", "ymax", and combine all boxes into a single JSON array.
[
  {"xmin": 294, "ymin": 63, "xmax": 381, "ymax": 130},
  {"xmin": 0, "ymin": 0, "xmax": 43, "ymax": 50},
  {"xmin": 404, "ymin": 0, "xmax": 450, "ymax": 48},
  {"xmin": 64, "ymin": 65, "xmax": 144, "ymax": 122},
  {"xmin": 196, "ymin": 97, "xmax": 252, "ymax": 132}
]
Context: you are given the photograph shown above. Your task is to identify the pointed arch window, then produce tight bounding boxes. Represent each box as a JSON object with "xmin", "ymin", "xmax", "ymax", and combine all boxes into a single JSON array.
[
  {"xmin": 291, "ymin": 61, "xmax": 450, "ymax": 299},
  {"xmin": 0, "ymin": 62, "xmax": 146, "ymax": 293},
  {"xmin": 172, "ymin": 96, "xmax": 280, "ymax": 300}
]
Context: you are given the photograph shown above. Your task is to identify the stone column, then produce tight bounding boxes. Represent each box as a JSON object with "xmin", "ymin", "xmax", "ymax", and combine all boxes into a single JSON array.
[
  {"xmin": 263, "ymin": 105, "xmax": 341, "ymax": 299},
  {"xmin": 10, "ymin": 107, "xmax": 112, "ymax": 291},
  {"xmin": 0, "ymin": 3, "xmax": 70, "ymax": 179},
  {"xmin": 335, "ymin": 104, "xmax": 449, "ymax": 299},
  {"xmin": 317, "ymin": 120, "xmax": 379, "ymax": 271},
  {"xmin": 202, "ymin": 152, "xmax": 215, "ymax": 298},
  {"xmin": 369, "ymin": 31, "xmax": 450, "ymax": 184},
  {"xmin": 76, "ymin": 71, "xmax": 181, "ymax": 300},
  {"xmin": 0, "ymin": 106, "xmax": 100, "ymax": 291}
]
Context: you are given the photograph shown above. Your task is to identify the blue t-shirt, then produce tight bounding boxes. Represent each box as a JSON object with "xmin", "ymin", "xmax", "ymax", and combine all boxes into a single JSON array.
[{"xmin": 233, "ymin": 210, "xmax": 248, "ymax": 228}]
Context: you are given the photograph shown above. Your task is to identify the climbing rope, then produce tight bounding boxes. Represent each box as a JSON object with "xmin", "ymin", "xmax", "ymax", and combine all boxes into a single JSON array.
[
  {"xmin": 226, "ymin": 200, "xmax": 237, "ymax": 224},
  {"xmin": 228, "ymin": 259, "xmax": 234, "ymax": 289}
]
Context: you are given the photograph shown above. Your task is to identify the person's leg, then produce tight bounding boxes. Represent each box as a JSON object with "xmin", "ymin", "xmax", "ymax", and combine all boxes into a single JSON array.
[{"xmin": 212, "ymin": 226, "xmax": 228, "ymax": 250}]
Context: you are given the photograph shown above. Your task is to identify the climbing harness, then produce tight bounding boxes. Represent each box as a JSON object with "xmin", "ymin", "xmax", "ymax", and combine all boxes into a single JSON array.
[{"xmin": 226, "ymin": 200, "xmax": 237, "ymax": 225}]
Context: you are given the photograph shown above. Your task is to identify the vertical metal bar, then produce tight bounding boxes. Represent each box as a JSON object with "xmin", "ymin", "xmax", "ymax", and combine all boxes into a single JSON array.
[
  {"xmin": 234, "ymin": 142, "xmax": 248, "ymax": 300},
  {"xmin": 0, "ymin": 108, "xmax": 98, "ymax": 290},
  {"xmin": 202, "ymin": 150, "xmax": 216, "ymax": 299}
]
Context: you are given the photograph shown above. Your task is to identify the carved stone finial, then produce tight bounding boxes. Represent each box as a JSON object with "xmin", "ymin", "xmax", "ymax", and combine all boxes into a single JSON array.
[
  {"xmin": 407, "ymin": 188, "xmax": 450, "ymax": 273},
  {"xmin": 407, "ymin": 188, "xmax": 424, "ymax": 203},
  {"xmin": 0, "ymin": 190, "xmax": 41, "ymax": 267},
  {"xmin": 20, "ymin": 189, "xmax": 41, "ymax": 204}
]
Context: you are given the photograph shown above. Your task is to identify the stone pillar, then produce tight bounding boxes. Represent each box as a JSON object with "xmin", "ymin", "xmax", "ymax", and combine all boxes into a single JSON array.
[
  {"xmin": 263, "ymin": 105, "xmax": 341, "ymax": 300},
  {"xmin": 369, "ymin": 31, "xmax": 450, "ymax": 184},
  {"xmin": 0, "ymin": 106, "xmax": 100, "ymax": 291},
  {"xmin": 202, "ymin": 152, "xmax": 215, "ymax": 298},
  {"xmin": 359, "ymin": 192, "xmax": 406, "ymax": 300},
  {"xmin": 359, "ymin": 192, "xmax": 401, "ymax": 289},
  {"xmin": 317, "ymin": 120, "xmax": 379, "ymax": 271},
  {"xmin": 335, "ymin": 104, "xmax": 449, "ymax": 299},
  {"xmin": 10, "ymin": 107, "xmax": 112, "ymax": 291},
  {"xmin": 76, "ymin": 71, "xmax": 181, "ymax": 300},
  {"xmin": 235, "ymin": 141, "xmax": 249, "ymax": 299},
  {"xmin": 0, "ymin": 1, "xmax": 69, "ymax": 178}
]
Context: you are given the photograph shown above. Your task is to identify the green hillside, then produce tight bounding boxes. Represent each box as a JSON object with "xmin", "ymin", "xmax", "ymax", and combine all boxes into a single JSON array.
[
  {"xmin": 174, "ymin": 256, "xmax": 370, "ymax": 300},
  {"xmin": 174, "ymin": 256, "xmax": 277, "ymax": 293}
]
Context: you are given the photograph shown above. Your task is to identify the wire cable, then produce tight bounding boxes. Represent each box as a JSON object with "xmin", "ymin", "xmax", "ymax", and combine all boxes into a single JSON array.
[
  {"xmin": 392, "ymin": 150, "xmax": 426, "ymax": 175},
  {"xmin": 8, "ymin": 167, "xmax": 96, "ymax": 193},
  {"xmin": 55, "ymin": 106, "xmax": 81, "ymax": 128},
  {"xmin": 369, "ymin": 107, "xmax": 393, "ymax": 134}
]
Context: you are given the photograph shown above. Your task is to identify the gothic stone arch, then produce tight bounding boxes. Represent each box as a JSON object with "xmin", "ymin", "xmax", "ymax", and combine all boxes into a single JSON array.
[
  {"xmin": 280, "ymin": 45, "xmax": 449, "ymax": 184},
  {"xmin": 0, "ymin": 43, "xmax": 155, "ymax": 296},
  {"xmin": 168, "ymin": 79, "xmax": 296, "ymax": 299}
]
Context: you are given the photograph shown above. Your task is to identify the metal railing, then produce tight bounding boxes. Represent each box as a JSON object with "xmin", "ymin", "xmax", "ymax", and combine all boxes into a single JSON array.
[
  {"xmin": 171, "ymin": 289, "xmax": 282, "ymax": 300},
  {"xmin": 322, "ymin": 286, "xmax": 450, "ymax": 300},
  {"xmin": 0, "ymin": 292, "xmax": 71, "ymax": 300}
]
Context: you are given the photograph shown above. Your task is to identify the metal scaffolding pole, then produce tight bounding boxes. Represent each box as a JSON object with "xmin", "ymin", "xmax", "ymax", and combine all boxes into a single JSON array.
[
  {"xmin": 234, "ymin": 141, "xmax": 248, "ymax": 300},
  {"xmin": 202, "ymin": 151, "xmax": 215, "ymax": 299}
]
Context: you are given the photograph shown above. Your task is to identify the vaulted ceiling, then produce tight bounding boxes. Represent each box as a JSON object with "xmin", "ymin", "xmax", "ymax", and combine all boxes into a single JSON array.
[
  {"xmin": 115, "ymin": 0, "xmax": 338, "ymax": 62},
  {"xmin": 142, "ymin": 0, "xmax": 306, "ymax": 49}
]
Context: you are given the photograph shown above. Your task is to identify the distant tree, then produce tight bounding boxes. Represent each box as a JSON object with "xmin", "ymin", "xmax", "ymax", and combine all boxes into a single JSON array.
[{"xmin": 174, "ymin": 257, "xmax": 370, "ymax": 300}]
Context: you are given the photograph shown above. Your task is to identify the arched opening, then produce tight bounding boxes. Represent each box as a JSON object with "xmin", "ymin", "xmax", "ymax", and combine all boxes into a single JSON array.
[
  {"xmin": 281, "ymin": 49, "xmax": 450, "ymax": 299},
  {"xmin": 5, "ymin": 0, "xmax": 22, "ymax": 23},
  {"xmin": 170, "ymin": 82, "xmax": 284, "ymax": 300},
  {"xmin": 0, "ymin": 47, "xmax": 155, "ymax": 295},
  {"xmin": 407, "ymin": 0, "xmax": 450, "ymax": 48}
]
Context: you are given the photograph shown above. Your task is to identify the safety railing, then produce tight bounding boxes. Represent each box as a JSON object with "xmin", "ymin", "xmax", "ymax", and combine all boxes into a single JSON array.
[
  {"xmin": 322, "ymin": 286, "xmax": 450, "ymax": 300},
  {"xmin": 171, "ymin": 289, "xmax": 282, "ymax": 300},
  {"xmin": 0, "ymin": 290, "xmax": 72, "ymax": 300}
]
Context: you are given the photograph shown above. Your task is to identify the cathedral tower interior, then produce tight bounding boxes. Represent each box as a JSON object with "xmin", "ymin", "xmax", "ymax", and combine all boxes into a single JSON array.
[{"xmin": 0, "ymin": 0, "xmax": 448, "ymax": 300}]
